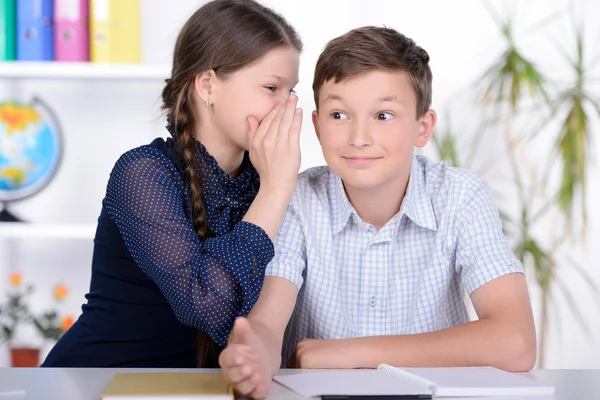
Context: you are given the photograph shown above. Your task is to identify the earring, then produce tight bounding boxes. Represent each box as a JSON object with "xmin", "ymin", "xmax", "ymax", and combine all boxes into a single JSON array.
[{"xmin": 206, "ymin": 99, "xmax": 213, "ymax": 110}]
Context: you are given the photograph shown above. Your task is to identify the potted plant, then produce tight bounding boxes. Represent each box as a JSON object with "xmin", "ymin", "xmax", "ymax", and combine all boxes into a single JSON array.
[
  {"xmin": 0, "ymin": 272, "xmax": 39, "ymax": 367},
  {"xmin": 33, "ymin": 283, "xmax": 75, "ymax": 343},
  {"xmin": 0, "ymin": 274, "xmax": 75, "ymax": 367}
]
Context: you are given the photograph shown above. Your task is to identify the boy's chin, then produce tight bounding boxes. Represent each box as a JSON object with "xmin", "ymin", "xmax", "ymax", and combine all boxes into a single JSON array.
[{"xmin": 335, "ymin": 171, "xmax": 383, "ymax": 192}]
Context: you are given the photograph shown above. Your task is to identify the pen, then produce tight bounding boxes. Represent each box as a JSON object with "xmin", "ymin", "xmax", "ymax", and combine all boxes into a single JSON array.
[
  {"xmin": 0, "ymin": 390, "xmax": 26, "ymax": 399},
  {"xmin": 319, "ymin": 395, "xmax": 432, "ymax": 400}
]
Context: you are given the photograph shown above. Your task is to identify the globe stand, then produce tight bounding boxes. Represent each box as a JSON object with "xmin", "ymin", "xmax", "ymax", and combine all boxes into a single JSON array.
[{"xmin": 0, "ymin": 205, "xmax": 23, "ymax": 222}]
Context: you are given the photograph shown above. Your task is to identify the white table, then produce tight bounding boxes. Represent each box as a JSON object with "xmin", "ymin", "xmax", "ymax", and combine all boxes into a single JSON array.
[{"xmin": 0, "ymin": 367, "xmax": 597, "ymax": 399}]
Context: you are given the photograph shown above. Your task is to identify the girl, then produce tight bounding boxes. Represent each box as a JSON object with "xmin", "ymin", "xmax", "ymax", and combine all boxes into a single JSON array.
[{"xmin": 42, "ymin": 0, "xmax": 302, "ymax": 368}]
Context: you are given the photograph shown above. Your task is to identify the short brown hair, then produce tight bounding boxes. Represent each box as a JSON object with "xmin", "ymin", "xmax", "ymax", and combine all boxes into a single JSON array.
[{"xmin": 312, "ymin": 26, "xmax": 432, "ymax": 118}]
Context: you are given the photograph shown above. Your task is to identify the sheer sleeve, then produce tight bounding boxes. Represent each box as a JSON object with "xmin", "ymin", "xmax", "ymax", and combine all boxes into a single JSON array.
[{"xmin": 104, "ymin": 146, "xmax": 274, "ymax": 346}]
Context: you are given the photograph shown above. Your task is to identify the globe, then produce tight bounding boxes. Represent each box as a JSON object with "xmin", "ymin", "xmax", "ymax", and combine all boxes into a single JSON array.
[{"xmin": 0, "ymin": 99, "xmax": 63, "ymax": 221}]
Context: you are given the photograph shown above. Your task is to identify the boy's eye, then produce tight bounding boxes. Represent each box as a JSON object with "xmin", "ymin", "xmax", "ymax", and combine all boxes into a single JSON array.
[
  {"xmin": 377, "ymin": 112, "xmax": 394, "ymax": 121},
  {"xmin": 331, "ymin": 111, "xmax": 349, "ymax": 120},
  {"xmin": 290, "ymin": 88, "xmax": 297, "ymax": 95},
  {"xmin": 265, "ymin": 86, "xmax": 276, "ymax": 92}
]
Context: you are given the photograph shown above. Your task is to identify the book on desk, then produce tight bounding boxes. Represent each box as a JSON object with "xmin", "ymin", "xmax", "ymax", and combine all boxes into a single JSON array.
[{"xmin": 100, "ymin": 372, "xmax": 233, "ymax": 400}]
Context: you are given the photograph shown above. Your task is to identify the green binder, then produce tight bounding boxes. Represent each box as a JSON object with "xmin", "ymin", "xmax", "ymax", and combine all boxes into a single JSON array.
[{"xmin": 0, "ymin": 0, "xmax": 16, "ymax": 61}]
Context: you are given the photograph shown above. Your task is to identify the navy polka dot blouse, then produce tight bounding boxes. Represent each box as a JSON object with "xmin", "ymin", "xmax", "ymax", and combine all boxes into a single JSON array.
[{"xmin": 41, "ymin": 134, "xmax": 274, "ymax": 368}]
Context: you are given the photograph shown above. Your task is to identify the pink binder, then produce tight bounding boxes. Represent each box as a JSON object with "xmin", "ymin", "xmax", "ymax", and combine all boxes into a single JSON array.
[{"xmin": 54, "ymin": 0, "xmax": 89, "ymax": 61}]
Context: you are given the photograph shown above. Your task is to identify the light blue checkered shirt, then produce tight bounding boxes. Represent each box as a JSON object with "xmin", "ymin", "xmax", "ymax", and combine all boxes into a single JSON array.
[{"xmin": 266, "ymin": 155, "xmax": 523, "ymax": 365}]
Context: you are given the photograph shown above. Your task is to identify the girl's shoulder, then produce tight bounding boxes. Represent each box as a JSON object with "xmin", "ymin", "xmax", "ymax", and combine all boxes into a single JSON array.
[{"xmin": 109, "ymin": 137, "xmax": 183, "ymax": 184}]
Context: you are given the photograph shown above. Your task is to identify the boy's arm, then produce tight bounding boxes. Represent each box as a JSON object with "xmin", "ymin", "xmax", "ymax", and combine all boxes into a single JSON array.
[{"xmin": 294, "ymin": 272, "xmax": 536, "ymax": 372}]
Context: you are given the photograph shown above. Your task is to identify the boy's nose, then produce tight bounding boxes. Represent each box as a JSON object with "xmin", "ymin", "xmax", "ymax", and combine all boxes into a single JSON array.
[{"xmin": 349, "ymin": 121, "xmax": 373, "ymax": 147}]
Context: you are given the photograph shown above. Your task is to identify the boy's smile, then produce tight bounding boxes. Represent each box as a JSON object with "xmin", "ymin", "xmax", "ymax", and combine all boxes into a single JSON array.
[{"xmin": 343, "ymin": 156, "xmax": 382, "ymax": 166}]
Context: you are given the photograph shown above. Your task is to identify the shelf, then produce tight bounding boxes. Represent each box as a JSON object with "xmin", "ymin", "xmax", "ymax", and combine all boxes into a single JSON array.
[
  {"xmin": 0, "ymin": 62, "xmax": 170, "ymax": 80},
  {"xmin": 0, "ymin": 222, "xmax": 96, "ymax": 240}
]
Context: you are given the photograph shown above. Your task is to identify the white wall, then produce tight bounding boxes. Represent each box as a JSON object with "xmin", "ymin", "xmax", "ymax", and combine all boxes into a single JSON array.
[{"xmin": 1, "ymin": 0, "xmax": 599, "ymax": 368}]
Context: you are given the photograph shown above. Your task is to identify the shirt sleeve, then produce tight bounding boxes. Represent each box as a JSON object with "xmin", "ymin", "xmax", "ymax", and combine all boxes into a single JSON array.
[
  {"xmin": 454, "ymin": 179, "xmax": 524, "ymax": 295},
  {"xmin": 104, "ymin": 147, "xmax": 274, "ymax": 347},
  {"xmin": 265, "ymin": 196, "xmax": 307, "ymax": 290}
]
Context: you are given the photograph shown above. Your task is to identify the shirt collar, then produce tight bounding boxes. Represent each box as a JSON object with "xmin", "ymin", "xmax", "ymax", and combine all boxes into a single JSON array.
[
  {"xmin": 197, "ymin": 141, "xmax": 259, "ymax": 208},
  {"xmin": 329, "ymin": 155, "xmax": 437, "ymax": 234},
  {"xmin": 400, "ymin": 155, "xmax": 438, "ymax": 231},
  {"xmin": 165, "ymin": 123, "xmax": 259, "ymax": 208},
  {"xmin": 330, "ymin": 172, "xmax": 354, "ymax": 235}
]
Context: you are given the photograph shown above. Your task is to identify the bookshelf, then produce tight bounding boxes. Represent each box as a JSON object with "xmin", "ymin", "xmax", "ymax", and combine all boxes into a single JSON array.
[
  {"xmin": 0, "ymin": 222, "xmax": 96, "ymax": 240},
  {"xmin": 0, "ymin": 63, "xmax": 168, "ymax": 242},
  {"xmin": 0, "ymin": 62, "xmax": 170, "ymax": 80}
]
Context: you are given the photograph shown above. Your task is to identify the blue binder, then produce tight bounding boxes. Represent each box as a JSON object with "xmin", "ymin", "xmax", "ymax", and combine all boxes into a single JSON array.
[{"xmin": 17, "ymin": 0, "xmax": 53, "ymax": 61}]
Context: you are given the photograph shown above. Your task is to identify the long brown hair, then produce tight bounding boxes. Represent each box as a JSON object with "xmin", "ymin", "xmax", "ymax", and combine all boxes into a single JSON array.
[{"xmin": 160, "ymin": 0, "xmax": 302, "ymax": 367}]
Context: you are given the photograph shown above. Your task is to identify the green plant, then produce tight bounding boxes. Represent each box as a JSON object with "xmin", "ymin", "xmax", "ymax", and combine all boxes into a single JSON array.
[
  {"xmin": 0, "ymin": 279, "xmax": 34, "ymax": 343},
  {"xmin": 550, "ymin": 25, "xmax": 600, "ymax": 233},
  {"xmin": 33, "ymin": 311, "xmax": 66, "ymax": 341},
  {"xmin": 0, "ymin": 273, "xmax": 74, "ymax": 345},
  {"xmin": 33, "ymin": 282, "xmax": 73, "ymax": 341},
  {"xmin": 431, "ymin": 3, "xmax": 600, "ymax": 367}
]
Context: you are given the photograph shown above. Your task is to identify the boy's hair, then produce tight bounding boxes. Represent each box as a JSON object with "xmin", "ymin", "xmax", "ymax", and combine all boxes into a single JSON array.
[{"xmin": 312, "ymin": 26, "xmax": 432, "ymax": 118}]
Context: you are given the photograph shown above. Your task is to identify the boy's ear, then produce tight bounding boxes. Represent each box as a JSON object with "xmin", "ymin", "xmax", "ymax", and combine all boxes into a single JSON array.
[
  {"xmin": 312, "ymin": 110, "xmax": 321, "ymax": 142},
  {"xmin": 194, "ymin": 69, "xmax": 218, "ymax": 104},
  {"xmin": 415, "ymin": 109, "xmax": 437, "ymax": 148}
]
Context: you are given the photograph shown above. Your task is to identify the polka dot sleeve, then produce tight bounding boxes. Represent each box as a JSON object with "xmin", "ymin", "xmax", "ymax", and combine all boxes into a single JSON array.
[{"xmin": 104, "ymin": 146, "xmax": 274, "ymax": 347}]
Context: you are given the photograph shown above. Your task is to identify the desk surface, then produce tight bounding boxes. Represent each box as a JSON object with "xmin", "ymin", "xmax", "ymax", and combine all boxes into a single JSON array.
[{"xmin": 0, "ymin": 368, "xmax": 598, "ymax": 400}]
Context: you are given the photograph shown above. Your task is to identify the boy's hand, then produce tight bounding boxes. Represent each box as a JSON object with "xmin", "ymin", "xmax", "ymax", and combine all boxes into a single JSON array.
[
  {"xmin": 289, "ymin": 338, "xmax": 358, "ymax": 369},
  {"xmin": 219, "ymin": 317, "xmax": 272, "ymax": 399}
]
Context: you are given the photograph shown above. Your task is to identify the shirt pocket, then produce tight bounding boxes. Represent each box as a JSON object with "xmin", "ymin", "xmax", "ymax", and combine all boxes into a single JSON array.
[
  {"xmin": 389, "ymin": 260, "xmax": 428, "ymax": 335},
  {"xmin": 389, "ymin": 244, "xmax": 451, "ymax": 334},
  {"xmin": 415, "ymin": 257, "xmax": 454, "ymax": 331}
]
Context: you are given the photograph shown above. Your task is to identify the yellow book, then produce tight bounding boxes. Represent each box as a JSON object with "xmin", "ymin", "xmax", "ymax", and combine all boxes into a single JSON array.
[
  {"xmin": 90, "ymin": 0, "xmax": 140, "ymax": 63},
  {"xmin": 90, "ymin": 0, "xmax": 111, "ymax": 62},
  {"xmin": 100, "ymin": 372, "xmax": 234, "ymax": 400},
  {"xmin": 111, "ymin": 0, "xmax": 140, "ymax": 63}
]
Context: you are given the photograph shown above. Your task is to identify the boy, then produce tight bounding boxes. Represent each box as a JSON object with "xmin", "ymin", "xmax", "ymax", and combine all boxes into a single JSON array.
[{"xmin": 219, "ymin": 26, "xmax": 537, "ymax": 398}]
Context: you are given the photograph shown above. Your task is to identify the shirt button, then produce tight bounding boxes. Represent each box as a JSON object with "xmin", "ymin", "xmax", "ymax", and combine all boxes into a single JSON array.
[{"xmin": 370, "ymin": 297, "xmax": 376, "ymax": 307}]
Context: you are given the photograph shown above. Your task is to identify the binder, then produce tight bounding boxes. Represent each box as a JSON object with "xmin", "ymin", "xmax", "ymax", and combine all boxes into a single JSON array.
[
  {"xmin": 111, "ymin": 0, "xmax": 139, "ymax": 63},
  {"xmin": 54, "ymin": 0, "xmax": 89, "ymax": 61},
  {"xmin": 0, "ymin": 0, "xmax": 16, "ymax": 60},
  {"xmin": 89, "ymin": 0, "xmax": 108, "ymax": 61},
  {"xmin": 90, "ymin": 0, "xmax": 140, "ymax": 63},
  {"xmin": 17, "ymin": 0, "xmax": 53, "ymax": 61}
]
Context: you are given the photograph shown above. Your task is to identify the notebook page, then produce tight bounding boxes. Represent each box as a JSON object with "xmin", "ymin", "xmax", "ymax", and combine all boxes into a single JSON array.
[
  {"xmin": 387, "ymin": 366, "xmax": 556, "ymax": 397},
  {"xmin": 274, "ymin": 371, "xmax": 431, "ymax": 397}
]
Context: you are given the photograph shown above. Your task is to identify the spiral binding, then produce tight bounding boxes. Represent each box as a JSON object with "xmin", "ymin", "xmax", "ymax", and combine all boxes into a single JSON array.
[{"xmin": 377, "ymin": 364, "xmax": 438, "ymax": 395}]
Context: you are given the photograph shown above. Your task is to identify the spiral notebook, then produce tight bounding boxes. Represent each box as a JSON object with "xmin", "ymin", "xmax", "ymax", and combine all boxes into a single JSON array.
[{"xmin": 274, "ymin": 365, "xmax": 556, "ymax": 398}]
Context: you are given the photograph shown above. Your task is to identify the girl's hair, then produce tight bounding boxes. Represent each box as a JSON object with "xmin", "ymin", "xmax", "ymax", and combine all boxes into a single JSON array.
[{"xmin": 160, "ymin": 0, "xmax": 302, "ymax": 367}]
